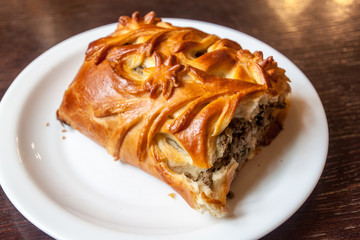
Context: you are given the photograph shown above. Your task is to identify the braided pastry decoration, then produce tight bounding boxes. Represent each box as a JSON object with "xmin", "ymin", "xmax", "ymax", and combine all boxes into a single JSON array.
[{"xmin": 57, "ymin": 11, "xmax": 290, "ymax": 217}]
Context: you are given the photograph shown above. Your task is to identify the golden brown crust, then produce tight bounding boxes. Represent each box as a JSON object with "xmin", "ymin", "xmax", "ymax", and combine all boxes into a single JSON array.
[{"xmin": 57, "ymin": 11, "xmax": 290, "ymax": 216}]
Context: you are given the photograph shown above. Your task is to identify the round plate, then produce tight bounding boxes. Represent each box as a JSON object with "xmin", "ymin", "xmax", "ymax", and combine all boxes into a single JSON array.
[{"xmin": 0, "ymin": 19, "xmax": 328, "ymax": 240}]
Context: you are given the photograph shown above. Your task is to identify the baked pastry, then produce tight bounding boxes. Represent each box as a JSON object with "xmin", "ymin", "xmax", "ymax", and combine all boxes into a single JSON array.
[{"xmin": 57, "ymin": 11, "xmax": 291, "ymax": 217}]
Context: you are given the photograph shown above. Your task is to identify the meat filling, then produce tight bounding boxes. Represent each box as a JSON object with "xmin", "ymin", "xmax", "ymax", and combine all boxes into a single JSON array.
[{"xmin": 188, "ymin": 101, "xmax": 286, "ymax": 189}]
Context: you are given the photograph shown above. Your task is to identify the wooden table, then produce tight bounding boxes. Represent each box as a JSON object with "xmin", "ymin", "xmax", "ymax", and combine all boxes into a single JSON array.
[{"xmin": 1, "ymin": 0, "xmax": 359, "ymax": 239}]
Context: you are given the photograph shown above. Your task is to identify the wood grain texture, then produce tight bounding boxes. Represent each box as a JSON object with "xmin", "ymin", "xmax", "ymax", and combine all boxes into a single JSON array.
[{"xmin": 1, "ymin": 0, "xmax": 359, "ymax": 239}]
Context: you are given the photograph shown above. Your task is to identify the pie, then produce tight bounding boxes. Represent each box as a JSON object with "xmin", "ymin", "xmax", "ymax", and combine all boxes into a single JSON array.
[{"xmin": 57, "ymin": 11, "xmax": 291, "ymax": 217}]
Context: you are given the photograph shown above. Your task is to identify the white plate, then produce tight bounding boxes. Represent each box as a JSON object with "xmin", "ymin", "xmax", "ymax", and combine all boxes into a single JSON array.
[{"xmin": 0, "ymin": 19, "xmax": 328, "ymax": 240}]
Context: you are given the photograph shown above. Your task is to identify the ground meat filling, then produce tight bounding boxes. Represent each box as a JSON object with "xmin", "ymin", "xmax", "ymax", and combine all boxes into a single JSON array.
[{"xmin": 191, "ymin": 101, "xmax": 286, "ymax": 189}]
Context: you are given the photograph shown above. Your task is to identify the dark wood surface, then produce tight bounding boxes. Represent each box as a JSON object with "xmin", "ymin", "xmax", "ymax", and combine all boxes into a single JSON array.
[{"xmin": 1, "ymin": 0, "xmax": 359, "ymax": 239}]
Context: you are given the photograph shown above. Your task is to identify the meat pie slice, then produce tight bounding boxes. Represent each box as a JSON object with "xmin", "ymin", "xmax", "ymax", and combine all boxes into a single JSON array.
[{"xmin": 57, "ymin": 11, "xmax": 291, "ymax": 217}]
